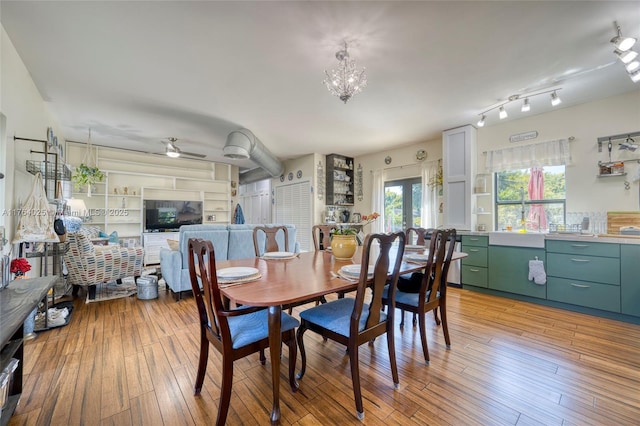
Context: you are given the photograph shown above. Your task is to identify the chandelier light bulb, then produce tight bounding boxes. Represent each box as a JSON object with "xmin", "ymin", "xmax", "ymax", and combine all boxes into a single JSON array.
[
  {"xmin": 521, "ymin": 98, "xmax": 530, "ymax": 112},
  {"xmin": 477, "ymin": 115, "xmax": 486, "ymax": 127},
  {"xmin": 498, "ymin": 106, "xmax": 507, "ymax": 119},
  {"xmin": 551, "ymin": 91, "xmax": 562, "ymax": 106}
]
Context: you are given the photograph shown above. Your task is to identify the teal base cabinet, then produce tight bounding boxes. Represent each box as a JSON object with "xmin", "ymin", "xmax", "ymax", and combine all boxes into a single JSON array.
[
  {"xmin": 547, "ymin": 276, "xmax": 621, "ymax": 312},
  {"xmin": 621, "ymin": 245, "xmax": 640, "ymax": 317},
  {"xmin": 461, "ymin": 235, "xmax": 488, "ymax": 288},
  {"xmin": 488, "ymin": 246, "xmax": 546, "ymax": 299}
]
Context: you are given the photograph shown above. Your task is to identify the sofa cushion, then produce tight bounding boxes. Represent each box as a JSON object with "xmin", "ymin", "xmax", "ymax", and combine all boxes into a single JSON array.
[{"xmin": 179, "ymin": 224, "xmax": 229, "ymax": 268}]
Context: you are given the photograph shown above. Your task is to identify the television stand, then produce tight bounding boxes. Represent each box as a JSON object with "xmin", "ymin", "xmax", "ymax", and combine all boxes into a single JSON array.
[{"xmin": 142, "ymin": 231, "xmax": 179, "ymax": 266}]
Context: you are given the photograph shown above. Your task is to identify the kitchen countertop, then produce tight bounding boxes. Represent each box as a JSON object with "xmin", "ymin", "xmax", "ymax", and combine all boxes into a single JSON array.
[{"xmin": 456, "ymin": 230, "xmax": 640, "ymax": 245}]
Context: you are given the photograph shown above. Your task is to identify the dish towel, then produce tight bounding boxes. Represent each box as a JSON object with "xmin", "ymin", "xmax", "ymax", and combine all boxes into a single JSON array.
[{"xmin": 528, "ymin": 259, "xmax": 547, "ymax": 285}]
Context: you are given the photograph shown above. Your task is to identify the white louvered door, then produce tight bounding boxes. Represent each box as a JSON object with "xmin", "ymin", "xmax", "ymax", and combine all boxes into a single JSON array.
[{"xmin": 275, "ymin": 180, "xmax": 311, "ymax": 251}]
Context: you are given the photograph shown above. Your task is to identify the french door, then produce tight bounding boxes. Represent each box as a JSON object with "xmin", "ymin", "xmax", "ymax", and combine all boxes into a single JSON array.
[{"xmin": 384, "ymin": 178, "xmax": 422, "ymax": 233}]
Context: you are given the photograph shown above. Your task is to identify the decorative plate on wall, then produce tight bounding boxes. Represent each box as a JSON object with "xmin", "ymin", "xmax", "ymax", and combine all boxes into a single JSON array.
[
  {"xmin": 297, "ymin": 170, "xmax": 302, "ymax": 179},
  {"xmin": 385, "ymin": 156, "xmax": 392, "ymax": 165},
  {"xmin": 288, "ymin": 172, "xmax": 294, "ymax": 181},
  {"xmin": 416, "ymin": 149, "xmax": 427, "ymax": 161},
  {"xmin": 280, "ymin": 175, "xmax": 285, "ymax": 182}
]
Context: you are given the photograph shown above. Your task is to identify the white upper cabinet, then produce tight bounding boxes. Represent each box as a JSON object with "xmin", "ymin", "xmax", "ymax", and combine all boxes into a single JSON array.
[{"xmin": 443, "ymin": 125, "xmax": 477, "ymax": 231}]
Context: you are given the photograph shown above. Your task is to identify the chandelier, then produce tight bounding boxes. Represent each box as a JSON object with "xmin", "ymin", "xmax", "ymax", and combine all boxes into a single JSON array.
[{"xmin": 323, "ymin": 42, "xmax": 367, "ymax": 104}]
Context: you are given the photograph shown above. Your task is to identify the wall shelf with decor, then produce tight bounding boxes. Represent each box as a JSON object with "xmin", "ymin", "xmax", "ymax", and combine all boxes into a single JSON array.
[{"xmin": 325, "ymin": 153, "xmax": 355, "ymax": 206}]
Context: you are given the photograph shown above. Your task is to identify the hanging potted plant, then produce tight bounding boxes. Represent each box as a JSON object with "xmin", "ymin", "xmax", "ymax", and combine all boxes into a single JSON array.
[
  {"xmin": 72, "ymin": 163, "xmax": 104, "ymax": 197},
  {"xmin": 71, "ymin": 129, "xmax": 104, "ymax": 196}
]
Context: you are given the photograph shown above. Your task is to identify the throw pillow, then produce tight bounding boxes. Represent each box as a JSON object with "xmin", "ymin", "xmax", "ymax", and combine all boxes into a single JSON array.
[
  {"xmin": 99, "ymin": 230, "xmax": 119, "ymax": 244},
  {"xmin": 167, "ymin": 239, "xmax": 179, "ymax": 251}
]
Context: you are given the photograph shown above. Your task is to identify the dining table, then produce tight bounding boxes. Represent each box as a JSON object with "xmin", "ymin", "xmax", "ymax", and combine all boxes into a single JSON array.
[{"xmin": 216, "ymin": 247, "xmax": 468, "ymax": 424}]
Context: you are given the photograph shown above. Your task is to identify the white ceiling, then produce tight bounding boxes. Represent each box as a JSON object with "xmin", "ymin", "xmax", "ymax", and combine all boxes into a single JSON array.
[{"xmin": 2, "ymin": 1, "xmax": 639, "ymax": 171}]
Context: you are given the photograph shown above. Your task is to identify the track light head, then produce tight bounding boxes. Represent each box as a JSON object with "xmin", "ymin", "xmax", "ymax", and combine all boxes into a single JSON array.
[
  {"xmin": 477, "ymin": 114, "xmax": 486, "ymax": 127},
  {"xmin": 625, "ymin": 60, "xmax": 640, "ymax": 73},
  {"xmin": 521, "ymin": 98, "xmax": 530, "ymax": 112},
  {"xmin": 615, "ymin": 49, "xmax": 639, "ymax": 64},
  {"xmin": 551, "ymin": 91, "xmax": 562, "ymax": 106},
  {"xmin": 498, "ymin": 106, "xmax": 507, "ymax": 119},
  {"xmin": 630, "ymin": 69, "xmax": 640, "ymax": 83}
]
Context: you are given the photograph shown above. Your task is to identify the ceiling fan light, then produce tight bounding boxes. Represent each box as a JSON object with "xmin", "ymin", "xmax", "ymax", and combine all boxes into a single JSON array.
[
  {"xmin": 625, "ymin": 60, "xmax": 640, "ymax": 72},
  {"xmin": 550, "ymin": 91, "xmax": 562, "ymax": 106},
  {"xmin": 166, "ymin": 142, "xmax": 181, "ymax": 158},
  {"xmin": 477, "ymin": 114, "xmax": 486, "ymax": 127},
  {"xmin": 616, "ymin": 49, "xmax": 639, "ymax": 64},
  {"xmin": 498, "ymin": 106, "xmax": 507, "ymax": 119},
  {"xmin": 521, "ymin": 98, "xmax": 530, "ymax": 112}
]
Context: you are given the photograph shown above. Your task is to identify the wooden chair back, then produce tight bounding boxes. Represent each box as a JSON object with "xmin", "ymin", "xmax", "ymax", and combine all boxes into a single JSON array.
[
  {"xmin": 405, "ymin": 227, "xmax": 434, "ymax": 246},
  {"xmin": 312, "ymin": 224, "xmax": 336, "ymax": 251},
  {"xmin": 252, "ymin": 225, "xmax": 289, "ymax": 257}
]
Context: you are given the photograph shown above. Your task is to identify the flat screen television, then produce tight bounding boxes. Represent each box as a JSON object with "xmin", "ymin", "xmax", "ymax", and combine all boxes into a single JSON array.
[{"xmin": 144, "ymin": 200, "xmax": 203, "ymax": 231}]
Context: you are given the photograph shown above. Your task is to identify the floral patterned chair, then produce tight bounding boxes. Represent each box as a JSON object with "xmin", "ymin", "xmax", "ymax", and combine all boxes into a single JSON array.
[{"xmin": 63, "ymin": 228, "xmax": 144, "ymax": 299}]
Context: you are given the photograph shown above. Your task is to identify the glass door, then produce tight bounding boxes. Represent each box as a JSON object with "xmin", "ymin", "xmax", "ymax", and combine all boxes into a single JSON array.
[{"xmin": 384, "ymin": 178, "xmax": 422, "ymax": 232}]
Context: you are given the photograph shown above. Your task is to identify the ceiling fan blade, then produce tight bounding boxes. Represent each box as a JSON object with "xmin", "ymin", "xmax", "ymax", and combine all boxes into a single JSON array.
[{"xmin": 181, "ymin": 151, "xmax": 207, "ymax": 159}]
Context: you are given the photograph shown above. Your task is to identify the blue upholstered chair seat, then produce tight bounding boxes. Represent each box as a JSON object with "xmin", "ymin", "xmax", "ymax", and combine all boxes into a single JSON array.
[
  {"xmin": 226, "ymin": 310, "xmax": 299, "ymax": 349},
  {"xmin": 299, "ymin": 297, "xmax": 387, "ymax": 337},
  {"xmin": 382, "ymin": 285, "xmax": 439, "ymax": 308}
]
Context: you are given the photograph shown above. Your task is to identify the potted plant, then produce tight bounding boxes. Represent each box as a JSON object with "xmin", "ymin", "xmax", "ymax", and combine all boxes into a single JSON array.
[
  {"xmin": 71, "ymin": 163, "xmax": 104, "ymax": 197},
  {"xmin": 331, "ymin": 227, "xmax": 358, "ymax": 260}
]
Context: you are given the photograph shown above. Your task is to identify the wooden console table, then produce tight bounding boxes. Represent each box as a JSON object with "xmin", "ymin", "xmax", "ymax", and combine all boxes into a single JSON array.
[{"xmin": 0, "ymin": 276, "xmax": 57, "ymax": 425}]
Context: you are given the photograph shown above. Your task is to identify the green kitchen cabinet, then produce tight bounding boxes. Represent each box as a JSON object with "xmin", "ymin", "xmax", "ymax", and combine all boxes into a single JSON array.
[
  {"xmin": 461, "ymin": 235, "xmax": 488, "ymax": 288},
  {"xmin": 488, "ymin": 245, "xmax": 546, "ymax": 298},
  {"xmin": 621, "ymin": 244, "xmax": 640, "ymax": 317}
]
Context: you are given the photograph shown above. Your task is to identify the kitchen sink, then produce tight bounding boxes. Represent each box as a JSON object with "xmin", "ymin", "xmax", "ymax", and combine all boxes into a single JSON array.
[{"xmin": 488, "ymin": 231, "xmax": 546, "ymax": 248}]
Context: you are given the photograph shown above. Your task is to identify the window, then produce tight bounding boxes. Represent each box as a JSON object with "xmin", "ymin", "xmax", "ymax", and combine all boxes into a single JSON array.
[
  {"xmin": 495, "ymin": 166, "xmax": 565, "ymax": 231},
  {"xmin": 384, "ymin": 178, "xmax": 422, "ymax": 232}
]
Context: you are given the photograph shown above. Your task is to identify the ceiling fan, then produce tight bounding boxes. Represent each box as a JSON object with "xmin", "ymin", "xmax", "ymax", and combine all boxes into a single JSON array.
[{"xmin": 158, "ymin": 137, "xmax": 206, "ymax": 159}]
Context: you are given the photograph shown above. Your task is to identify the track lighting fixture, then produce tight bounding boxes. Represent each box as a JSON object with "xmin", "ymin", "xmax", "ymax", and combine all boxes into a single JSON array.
[
  {"xmin": 631, "ymin": 69, "xmax": 640, "ymax": 83},
  {"xmin": 476, "ymin": 88, "xmax": 562, "ymax": 127},
  {"xmin": 610, "ymin": 21, "xmax": 639, "ymax": 83}
]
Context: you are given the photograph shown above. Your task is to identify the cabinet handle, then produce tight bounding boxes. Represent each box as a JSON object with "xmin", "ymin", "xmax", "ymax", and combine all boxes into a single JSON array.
[
  {"xmin": 570, "ymin": 283, "xmax": 590, "ymax": 288},
  {"xmin": 570, "ymin": 258, "xmax": 590, "ymax": 263},
  {"xmin": 469, "ymin": 268, "xmax": 480, "ymax": 272},
  {"xmin": 570, "ymin": 244, "xmax": 589, "ymax": 248},
  {"xmin": 469, "ymin": 248, "xmax": 479, "ymax": 252}
]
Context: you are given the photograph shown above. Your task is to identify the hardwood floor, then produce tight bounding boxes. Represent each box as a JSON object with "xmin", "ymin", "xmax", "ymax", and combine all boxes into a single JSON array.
[{"xmin": 9, "ymin": 284, "xmax": 640, "ymax": 425}]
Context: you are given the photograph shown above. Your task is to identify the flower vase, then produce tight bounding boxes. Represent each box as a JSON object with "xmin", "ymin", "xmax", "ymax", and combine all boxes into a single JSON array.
[{"xmin": 331, "ymin": 234, "xmax": 357, "ymax": 260}]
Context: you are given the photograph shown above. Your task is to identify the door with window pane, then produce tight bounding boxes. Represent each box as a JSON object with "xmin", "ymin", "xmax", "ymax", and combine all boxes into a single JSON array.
[{"xmin": 384, "ymin": 178, "xmax": 422, "ymax": 233}]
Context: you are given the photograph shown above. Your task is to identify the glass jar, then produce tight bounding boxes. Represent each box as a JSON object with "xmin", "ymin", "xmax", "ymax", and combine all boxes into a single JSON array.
[{"xmin": 474, "ymin": 174, "xmax": 488, "ymax": 194}]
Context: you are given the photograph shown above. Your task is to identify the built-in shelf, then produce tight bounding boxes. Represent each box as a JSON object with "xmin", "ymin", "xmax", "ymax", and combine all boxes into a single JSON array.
[{"xmin": 597, "ymin": 173, "xmax": 627, "ymax": 178}]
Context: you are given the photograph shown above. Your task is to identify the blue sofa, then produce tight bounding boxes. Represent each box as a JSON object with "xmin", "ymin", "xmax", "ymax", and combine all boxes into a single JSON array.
[{"xmin": 159, "ymin": 224, "xmax": 299, "ymax": 297}]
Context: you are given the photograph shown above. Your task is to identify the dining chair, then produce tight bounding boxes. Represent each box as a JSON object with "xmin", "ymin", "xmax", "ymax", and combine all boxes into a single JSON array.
[
  {"xmin": 398, "ymin": 227, "xmax": 435, "ymax": 326},
  {"xmin": 382, "ymin": 228, "xmax": 457, "ymax": 365},
  {"xmin": 187, "ymin": 238, "xmax": 299, "ymax": 426},
  {"xmin": 253, "ymin": 225, "xmax": 289, "ymax": 257},
  {"xmin": 296, "ymin": 231, "xmax": 406, "ymax": 420},
  {"xmin": 312, "ymin": 224, "xmax": 337, "ymax": 251}
]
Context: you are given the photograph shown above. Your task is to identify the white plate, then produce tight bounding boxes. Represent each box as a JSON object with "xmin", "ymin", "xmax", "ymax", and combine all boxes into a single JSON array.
[
  {"xmin": 405, "ymin": 244, "xmax": 424, "ymax": 250},
  {"xmin": 263, "ymin": 251, "xmax": 295, "ymax": 259},
  {"xmin": 340, "ymin": 264, "xmax": 374, "ymax": 277},
  {"xmin": 217, "ymin": 267, "xmax": 260, "ymax": 280},
  {"xmin": 405, "ymin": 253, "xmax": 429, "ymax": 262}
]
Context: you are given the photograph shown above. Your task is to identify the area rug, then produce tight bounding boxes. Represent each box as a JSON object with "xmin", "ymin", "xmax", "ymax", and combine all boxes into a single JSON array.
[{"xmin": 86, "ymin": 277, "xmax": 138, "ymax": 303}]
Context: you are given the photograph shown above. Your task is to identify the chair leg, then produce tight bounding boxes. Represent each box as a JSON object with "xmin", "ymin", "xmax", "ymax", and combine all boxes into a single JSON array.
[
  {"xmin": 348, "ymin": 342, "xmax": 364, "ymax": 420},
  {"xmin": 216, "ymin": 356, "xmax": 234, "ymax": 426},
  {"xmin": 285, "ymin": 332, "xmax": 298, "ymax": 392},
  {"xmin": 440, "ymin": 304, "xmax": 451, "ymax": 349},
  {"xmin": 194, "ymin": 332, "xmax": 209, "ymax": 394},
  {"xmin": 433, "ymin": 307, "xmax": 441, "ymax": 325},
  {"xmin": 386, "ymin": 324, "xmax": 400, "ymax": 389},
  {"xmin": 295, "ymin": 323, "xmax": 308, "ymax": 380},
  {"xmin": 87, "ymin": 284, "xmax": 97, "ymax": 301},
  {"xmin": 399, "ymin": 309, "xmax": 405, "ymax": 328},
  {"xmin": 412, "ymin": 312, "xmax": 418, "ymax": 327},
  {"xmin": 259, "ymin": 349, "xmax": 266, "ymax": 365},
  {"xmin": 418, "ymin": 311, "xmax": 430, "ymax": 365}
]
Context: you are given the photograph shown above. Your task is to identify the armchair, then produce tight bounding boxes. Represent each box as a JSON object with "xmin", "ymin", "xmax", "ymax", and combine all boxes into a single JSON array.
[{"xmin": 63, "ymin": 231, "xmax": 144, "ymax": 300}]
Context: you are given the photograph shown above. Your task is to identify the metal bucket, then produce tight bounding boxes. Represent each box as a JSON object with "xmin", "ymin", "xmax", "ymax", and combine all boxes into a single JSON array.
[{"xmin": 137, "ymin": 276, "xmax": 158, "ymax": 300}]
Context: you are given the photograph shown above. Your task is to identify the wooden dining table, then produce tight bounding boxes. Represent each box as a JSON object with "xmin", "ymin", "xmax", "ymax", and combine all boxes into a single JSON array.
[{"xmin": 216, "ymin": 247, "xmax": 468, "ymax": 423}]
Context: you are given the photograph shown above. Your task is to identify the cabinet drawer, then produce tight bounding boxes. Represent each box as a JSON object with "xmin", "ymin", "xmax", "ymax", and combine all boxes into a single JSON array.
[
  {"xmin": 461, "ymin": 246, "xmax": 488, "ymax": 267},
  {"xmin": 462, "ymin": 235, "xmax": 488, "ymax": 247},
  {"xmin": 547, "ymin": 253, "xmax": 620, "ymax": 285},
  {"xmin": 546, "ymin": 240, "xmax": 619, "ymax": 258},
  {"xmin": 461, "ymin": 265, "xmax": 487, "ymax": 288},
  {"xmin": 547, "ymin": 277, "xmax": 621, "ymax": 313}
]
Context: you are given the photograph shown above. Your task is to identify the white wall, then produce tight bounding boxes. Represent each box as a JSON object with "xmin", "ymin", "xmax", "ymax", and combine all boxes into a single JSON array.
[
  {"xmin": 477, "ymin": 90, "xmax": 640, "ymax": 213},
  {"xmin": 1, "ymin": 26, "xmax": 65, "ymax": 244}
]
